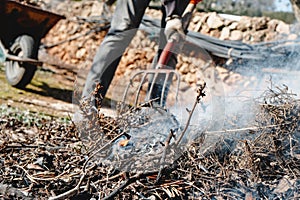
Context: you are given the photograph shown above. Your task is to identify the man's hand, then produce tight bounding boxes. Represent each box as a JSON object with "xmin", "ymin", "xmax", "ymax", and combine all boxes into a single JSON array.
[{"xmin": 164, "ymin": 16, "xmax": 185, "ymax": 41}]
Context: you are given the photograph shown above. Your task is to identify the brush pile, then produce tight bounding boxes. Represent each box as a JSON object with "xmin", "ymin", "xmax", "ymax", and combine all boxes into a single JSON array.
[
  {"xmin": 0, "ymin": 83, "xmax": 299, "ymax": 199},
  {"xmin": 1, "ymin": 1, "xmax": 299, "ymax": 199}
]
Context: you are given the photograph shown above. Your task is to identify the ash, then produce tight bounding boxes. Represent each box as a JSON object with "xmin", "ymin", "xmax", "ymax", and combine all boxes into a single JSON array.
[{"xmin": 102, "ymin": 106, "xmax": 185, "ymax": 173}]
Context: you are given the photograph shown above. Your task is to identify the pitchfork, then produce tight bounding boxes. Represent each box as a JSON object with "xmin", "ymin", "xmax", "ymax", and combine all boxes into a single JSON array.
[{"xmin": 121, "ymin": 2, "xmax": 199, "ymax": 111}]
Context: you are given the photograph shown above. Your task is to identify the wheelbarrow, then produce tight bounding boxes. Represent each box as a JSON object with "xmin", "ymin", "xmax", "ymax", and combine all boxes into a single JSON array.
[{"xmin": 0, "ymin": 0, "xmax": 65, "ymax": 88}]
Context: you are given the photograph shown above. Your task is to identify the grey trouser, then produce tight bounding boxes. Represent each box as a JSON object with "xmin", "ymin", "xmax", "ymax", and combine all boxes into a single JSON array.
[
  {"xmin": 82, "ymin": 0, "xmax": 153, "ymax": 98},
  {"xmin": 82, "ymin": 0, "xmax": 189, "ymax": 100}
]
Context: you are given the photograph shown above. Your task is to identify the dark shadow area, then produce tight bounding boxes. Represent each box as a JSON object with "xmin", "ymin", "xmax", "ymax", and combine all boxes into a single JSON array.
[{"xmin": 25, "ymin": 81, "xmax": 73, "ymax": 103}]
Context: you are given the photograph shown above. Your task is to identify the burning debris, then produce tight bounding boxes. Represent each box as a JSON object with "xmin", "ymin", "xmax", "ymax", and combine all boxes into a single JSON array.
[
  {"xmin": 0, "ymin": 82, "xmax": 300, "ymax": 199},
  {"xmin": 75, "ymin": 83, "xmax": 206, "ymax": 174},
  {"xmin": 1, "ymin": 1, "xmax": 299, "ymax": 199}
]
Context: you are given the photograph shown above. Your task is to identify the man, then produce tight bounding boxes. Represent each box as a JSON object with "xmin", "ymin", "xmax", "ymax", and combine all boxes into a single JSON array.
[{"xmin": 81, "ymin": 0, "xmax": 199, "ymax": 103}]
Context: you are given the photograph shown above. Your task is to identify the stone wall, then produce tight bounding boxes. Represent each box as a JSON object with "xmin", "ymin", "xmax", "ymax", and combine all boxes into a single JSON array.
[
  {"xmin": 41, "ymin": 1, "xmax": 299, "ymax": 96},
  {"xmin": 43, "ymin": 1, "xmax": 297, "ymax": 67}
]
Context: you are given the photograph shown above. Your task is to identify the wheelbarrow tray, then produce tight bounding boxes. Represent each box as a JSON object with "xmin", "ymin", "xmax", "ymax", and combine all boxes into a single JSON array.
[
  {"xmin": 0, "ymin": 0, "xmax": 65, "ymax": 48},
  {"xmin": 0, "ymin": 0, "xmax": 65, "ymax": 88}
]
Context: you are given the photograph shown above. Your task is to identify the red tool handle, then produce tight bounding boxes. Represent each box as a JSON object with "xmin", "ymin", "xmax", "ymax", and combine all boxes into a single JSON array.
[
  {"xmin": 157, "ymin": 2, "xmax": 198, "ymax": 67},
  {"xmin": 157, "ymin": 41, "xmax": 176, "ymax": 67}
]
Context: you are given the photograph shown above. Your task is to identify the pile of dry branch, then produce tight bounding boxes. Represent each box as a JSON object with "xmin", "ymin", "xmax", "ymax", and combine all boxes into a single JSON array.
[{"xmin": 1, "ymin": 83, "xmax": 299, "ymax": 199}]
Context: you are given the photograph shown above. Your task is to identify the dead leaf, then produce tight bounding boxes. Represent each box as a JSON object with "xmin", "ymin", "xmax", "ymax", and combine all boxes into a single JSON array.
[
  {"xmin": 273, "ymin": 176, "xmax": 296, "ymax": 194},
  {"xmin": 26, "ymin": 164, "xmax": 44, "ymax": 171}
]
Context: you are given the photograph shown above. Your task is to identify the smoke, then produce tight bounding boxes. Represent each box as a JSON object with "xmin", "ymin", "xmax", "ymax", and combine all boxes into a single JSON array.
[
  {"xmin": 71, "ymin": 21, "xmax": 300, "ymax": 173},
  {"xmin": 215, "ymin": 40, "xmax": 300, "ymax": 130},
  {"xmin": 168, "ymin": 38, "xmax": 300, "ymax": 147}
]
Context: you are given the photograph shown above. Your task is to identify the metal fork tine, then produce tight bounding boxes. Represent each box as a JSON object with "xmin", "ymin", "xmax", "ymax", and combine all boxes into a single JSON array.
[
  {"xmin": 161, "ymin": 72, "xmax": 168, "ymax": 106},
  {"xmin": 121, "ymin": 69, "xmax": 180, "ymax": 109},
  {"xmin": 174, "ymin": 71, "xmax": 180, "ymax": 103},
  {"xmin": 122, "ymin": 71, "xmax": 143, "ymax": 105},
  {"xmin": 146, "ymin": 72, "xmax": 158, "ymax": 101},
  {"xmin": 134, "ymin": 71, "xmax": 148, "ymax": 106}
]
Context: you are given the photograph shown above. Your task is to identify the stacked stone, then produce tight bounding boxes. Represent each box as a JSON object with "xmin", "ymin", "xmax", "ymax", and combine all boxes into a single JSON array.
[
  {"xmin": 42, "ymin": 1, "xmax": 297, "ymax": 92},
  {"xmin": 188, "ymin": 12, "xmax": 296, "ymax": 43}
]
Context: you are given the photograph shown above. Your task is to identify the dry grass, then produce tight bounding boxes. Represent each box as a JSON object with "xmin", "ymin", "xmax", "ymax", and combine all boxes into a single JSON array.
[{"xmin": 0, "ymin": 83, "xmax": 299, "ymax": 199}]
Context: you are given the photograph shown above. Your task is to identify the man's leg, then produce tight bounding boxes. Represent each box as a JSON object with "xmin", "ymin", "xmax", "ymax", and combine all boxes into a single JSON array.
[{"xmin": 82, "ymin": 0, "xmax": 151, "ymax": 99}]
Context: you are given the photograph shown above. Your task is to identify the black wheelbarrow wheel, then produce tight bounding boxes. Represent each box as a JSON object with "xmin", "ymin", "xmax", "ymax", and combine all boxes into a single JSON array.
[{"xmin": 5, "ymin": 35, "xmax": 38, "ymax": 89}]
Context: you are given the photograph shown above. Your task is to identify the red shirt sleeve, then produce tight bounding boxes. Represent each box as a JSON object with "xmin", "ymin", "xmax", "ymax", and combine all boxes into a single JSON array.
[{"xmin": 162, "ymin": 0, "xmax": 202, "ymax": 18}]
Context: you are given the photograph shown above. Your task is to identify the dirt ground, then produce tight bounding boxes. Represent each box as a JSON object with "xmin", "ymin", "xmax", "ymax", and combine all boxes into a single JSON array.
[
  {"xmin": 1, "ymin": 3, "xmax": 300, "ymax": 199},
  {"xmin": 0, "ymin": 0, "xmax": 275, "ymax": 120},
  {"xmin": 0, "ymin": 50, "xmax": 147, "ymax": 119},
  {"xmin": 0, "ymin": 54, "xmax": 242, "ymax": 121},
  {"xmin": 0, "ymin": 57, "xmax": 77, "ymax": 118}
]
